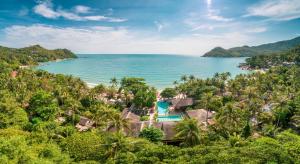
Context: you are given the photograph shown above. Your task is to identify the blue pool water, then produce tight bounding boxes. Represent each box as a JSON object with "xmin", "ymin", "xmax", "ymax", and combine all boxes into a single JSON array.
[
  {"xmin": 37, "ymin": 54, "xmax": 247, "ymax": 89},
  {"xmin": 157, "ymin": 101, "xmax": 182, "ymax": 122},
  {"xmin": 157, "ymin": 115, "xmax": 182, "ymax": 122},
  {"xmin": 157, "ymin": 101, "xmax": 169, "ymax": 115}
]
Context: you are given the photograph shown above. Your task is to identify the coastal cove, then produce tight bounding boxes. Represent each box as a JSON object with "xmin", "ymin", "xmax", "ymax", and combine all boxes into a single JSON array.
[{"xmin": 37, "ymin": 54, "xmax": 248, "ymax": 89}]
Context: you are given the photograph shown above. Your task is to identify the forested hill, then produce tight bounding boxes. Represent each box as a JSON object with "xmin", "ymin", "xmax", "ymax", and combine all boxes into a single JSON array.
[
  {"xmin": 241, "ymin": 45, "xmax": 300, "ymax": 69},
  {"xmin": 0, "ymin": 45, "xmax": 77, "ymax": 66},
  {"xmin": 203, "ymin": 36, "xmax": 300, "ymax": 57}
]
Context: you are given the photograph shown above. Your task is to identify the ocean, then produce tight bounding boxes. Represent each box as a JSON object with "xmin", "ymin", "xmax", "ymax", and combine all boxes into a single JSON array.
[{"xmin": 37, "ymin": 54, "xmax": 248, "ymax": 89}]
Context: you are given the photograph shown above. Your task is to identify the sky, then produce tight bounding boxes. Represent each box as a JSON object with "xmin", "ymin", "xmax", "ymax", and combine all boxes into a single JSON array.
[{"xmin": 0, "ymin": 0, "xmax": 300, "ymax": 55}]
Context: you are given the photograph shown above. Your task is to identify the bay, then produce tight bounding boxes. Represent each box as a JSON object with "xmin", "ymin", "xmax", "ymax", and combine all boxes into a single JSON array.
[{"xmin": 37, "ymin": 54, "xmax": 248, "ymax": 89}]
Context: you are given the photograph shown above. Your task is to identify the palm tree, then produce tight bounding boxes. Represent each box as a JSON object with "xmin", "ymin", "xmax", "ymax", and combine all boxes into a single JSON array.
[
  {"xmin": 103, "ymin": 132, "xmax": 129, "ymax": 160},
  {"xmin": 110, "ymin": 77, "xmax": 118, "ymax": 87},
  {"xmin": 189, "ymin": 75, "xmax": 195, "ymax": 81},
  {"xmin": 173, "ymin": 80, "xmax": 178, "ymax": 85},
  {"xmin": 216, "ymin": 103, "xmax": 245, "ymax": 135},
  {"xmin": 201, "ymin": 92, "xmax": 213, "ymax": 124},
  {"xmin": 181, "ymin": 75, "xmax": 188, "ymax": 82},
  {"xmin": 109, "ymin": 112, "xmax": 130, "ymax": 133},
  {"xmin": 175, "ymin": 118, "xmax": 201, "ymax": 147},
  {"xmin": 92, "ymin": 104, "xmax": 115, "ymax": 128}
]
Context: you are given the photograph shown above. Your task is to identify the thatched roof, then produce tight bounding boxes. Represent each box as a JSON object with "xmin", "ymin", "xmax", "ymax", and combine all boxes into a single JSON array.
[
  {"xmin": 186, "ymin": 109, "xmax": 213, "ymax": 125},
  {"xmin": 122, "ymin": 108, "xmax": 140, "ymax": 122},
  {"xmin": 76, "ymin": 117, "xmax": 94, "ymax": 131},
  {"xmin": 170, "ymin": 98, "xmax": 194, "ymax": 109},
  {"xmin": 125, "ymin": 122, "xmax": 143, "ymax": 137},
  {"xmin": 153, "ymin": 121, "xmax": 177, "ymax": 141},
  {"xmin": 78, "ymin": 117, "xmax": 94, "ymax": 126}
]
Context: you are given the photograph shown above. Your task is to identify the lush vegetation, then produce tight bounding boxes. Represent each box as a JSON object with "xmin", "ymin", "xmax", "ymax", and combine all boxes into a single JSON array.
[
  {"xmin": 0, "ymin": 45, "xmax": 300, "ymax": 163},
  {"xmin": 242, "ymin": 45, "xmax": 300, "ymax": 69},
  {"xmin": 204, "ymin": 36, "xmax": 300, "ymax": 57},
  {"xmin": 0, "ymin": 45, "xmax": 76, "ymax": 66}
]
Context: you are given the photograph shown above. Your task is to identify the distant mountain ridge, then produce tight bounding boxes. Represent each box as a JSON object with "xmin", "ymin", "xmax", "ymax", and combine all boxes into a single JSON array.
[
  {"xmin": 203, "ymin": 36, "xmax": 300, "ymax": 57},
  {"xmin": 0, "ymin": 45, "xmax": 77, "ymax": 66}
]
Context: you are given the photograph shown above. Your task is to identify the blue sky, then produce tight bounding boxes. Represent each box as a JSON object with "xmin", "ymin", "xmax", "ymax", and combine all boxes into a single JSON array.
[{"xmin": 0, "ymin": 0, "xmax": 300, "ymax": 55}]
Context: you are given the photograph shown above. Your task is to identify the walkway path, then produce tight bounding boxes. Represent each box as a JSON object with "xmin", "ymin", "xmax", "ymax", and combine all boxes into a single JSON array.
[{"xmin": 149, "ymin": 112, "xmax": 155, "ymax": 127}]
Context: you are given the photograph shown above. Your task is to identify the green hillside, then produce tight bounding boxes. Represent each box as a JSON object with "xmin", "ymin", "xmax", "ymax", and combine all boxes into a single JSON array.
[
  {"xmin": 241, "ymin": 45, "xmax": 300, "ymax": 69},
  {"xmin": 204, "ymin": 36, "xmax": 300, "ymax": 57},
  {"xmin": 0, "ymin": 45, "xmax": 77, "ymax": 66}
]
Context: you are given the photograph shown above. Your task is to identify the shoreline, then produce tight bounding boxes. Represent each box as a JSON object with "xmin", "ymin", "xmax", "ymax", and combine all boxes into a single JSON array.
[{"xmin": 33, "ymin": 56, "xmax": 249, "ymax": 90}]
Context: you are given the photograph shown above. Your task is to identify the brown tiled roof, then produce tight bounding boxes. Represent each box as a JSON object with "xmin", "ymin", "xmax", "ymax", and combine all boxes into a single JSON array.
[{"xmin": 186, "ymin": 109, "xmax": 213, "ymax": 124}]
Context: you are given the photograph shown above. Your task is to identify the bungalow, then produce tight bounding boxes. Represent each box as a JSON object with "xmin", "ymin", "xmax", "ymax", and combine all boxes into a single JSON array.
[
  {"xmin": 107, "ymin": 108, "xmax": 142, "ymax": 136},
  {"xmin": 186, "ymin": 109, "xmax": 214, "ymax": 127},
  {"xmin": 169, "ymin": 98, "xmax": 194, "ymax": 110},
  {"xmin": 153, "ymin": 121, "xmax": 179, "ymax": 143},
  {"xmin": 121, "ymin": 108, "xmax": 140, "ymax": 122},
  {"xmin": 75, "ymin": 116, "xmax": 95, "ymax": 132}
]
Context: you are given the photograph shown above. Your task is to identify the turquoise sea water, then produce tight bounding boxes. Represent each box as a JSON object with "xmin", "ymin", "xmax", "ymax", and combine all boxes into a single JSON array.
[{"xmin": 37, "ymin": 54, "xmax": 247, "ymax": 89}]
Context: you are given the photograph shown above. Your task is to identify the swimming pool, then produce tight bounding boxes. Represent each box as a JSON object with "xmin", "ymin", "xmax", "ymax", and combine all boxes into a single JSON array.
[
  {"xmin": 157, "ymin": 101, "xmax": 169, "ymax": 115},
  {"xmin": 157, "ymin": 115, "xmax": 182, "ymax": 122},
  {"xmin": 156, "ymin": 101, "xmax": 182, "ymax": 122}
]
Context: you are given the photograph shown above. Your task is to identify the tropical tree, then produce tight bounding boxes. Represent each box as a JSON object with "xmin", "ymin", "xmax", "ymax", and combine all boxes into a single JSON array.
[
  {"xmin": 109, "ymin": 113, "xmax": 130, "ymax": 133},
  {"xmin": 103, "ymin": 132, "xmax": 131, "ymax": 160},
  {"xmin": 28, "ymin": 90, "xmax": 59, "ymax": 121},
  {"xmin": 175, "ymin": 118, "xmax": 201, "ymax": 147},
  {"xmin": 160, "ymin": 88, "xmax": 176, "ymax": 99},
  {"xmin": 110, "ymin": 77, "xmax": 118, "ymax": 87},
  {"xmin": 181, "ymin": 75, "xmax": 188, "ymax": 82},
  {"xmin": 215, "ymin": 103, "xmax": 246, "ymax": 135},
  {"xmin": 139, "ymin": 127, "xmax": 164, "ymax": 142}
]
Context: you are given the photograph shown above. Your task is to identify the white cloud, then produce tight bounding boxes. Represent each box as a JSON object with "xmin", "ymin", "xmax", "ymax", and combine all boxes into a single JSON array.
[
  {"xmin": 34, "ymin": 0, "xmax": 59, "ymax": 19},
  {"xmin": 189, "ymin": 23, "xmax": 233, "ymax": 31},
  {"xmin": 1, "ymin": 24, "xmax": 254, "ymax": 55},
  {"xmin": 246, "ymin": 0, "xmax": 300, "ymax": 21},
  {"xmin": 245, "ymin": 27, "xmax": 267, "ymax": 33},
  {"xmin": 33, "ymin": 0, "xmax": 127, "ymax": 22},
  {"xmin": 74, "ymin": 5, "xmax": 91, "ymax": 14},
  {"xmin": 207, "ymin": 10, "xmax": 233, "ymax": 22},
  {"xmin": 206, "ymin": 0, "xmax": 212, "ymax": 7},
  {"xmin": 205, "ymin": 0, "xmax": 233, "ymax": 22}
]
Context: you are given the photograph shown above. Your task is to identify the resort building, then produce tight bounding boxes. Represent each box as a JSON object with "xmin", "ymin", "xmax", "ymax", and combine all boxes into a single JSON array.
[
  {"xmin": 153, "ymin": 121, "xmax": 179, "ymax": 143},
  {"xmin": 169, "ymin": 98, "xmax": 194, "ymax": 110},
  {"xmin": 186, "ymin": 109, "xmax": 214, "ymax": 127}
]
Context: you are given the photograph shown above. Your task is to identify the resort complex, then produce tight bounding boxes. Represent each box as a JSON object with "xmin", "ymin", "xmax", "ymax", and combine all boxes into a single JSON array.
[{"xmin": 1, "ymin": 0, "xmax": 300, "ymax": 162}]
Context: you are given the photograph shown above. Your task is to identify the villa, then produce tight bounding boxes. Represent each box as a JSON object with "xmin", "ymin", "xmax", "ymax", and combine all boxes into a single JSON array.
[
  {"xmin": 168, "ymin": 98, "xmax": 194, "ymax": 110},
  {"xmin": 153, "ymin": 121, "xmax": 179, "ymax": 143},
  {"xmin": 186, "ymin": 109, "xmax": 214, "ymax": 127},
  {"xmin": 116, "ymin": 98, "xmax": 215, "ymax": 143}
]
